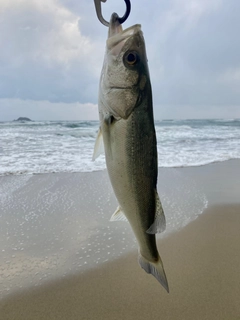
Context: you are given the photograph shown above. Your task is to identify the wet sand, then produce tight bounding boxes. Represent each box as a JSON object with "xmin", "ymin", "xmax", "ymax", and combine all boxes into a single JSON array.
[{"xmin": 1, "ymin": 160, "xmax": 240, "ymax": 319}]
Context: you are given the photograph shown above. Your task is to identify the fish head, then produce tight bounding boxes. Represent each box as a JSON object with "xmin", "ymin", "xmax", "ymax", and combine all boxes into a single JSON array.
[{"xmin": 99, "ymin": 13, "xmax": 150, "ymax": 121}]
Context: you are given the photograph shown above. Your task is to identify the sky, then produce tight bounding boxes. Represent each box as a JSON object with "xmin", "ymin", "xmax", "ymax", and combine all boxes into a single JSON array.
[{"xmin": 0, "ymin": 0, "xmax": 240, "ymax": 121}]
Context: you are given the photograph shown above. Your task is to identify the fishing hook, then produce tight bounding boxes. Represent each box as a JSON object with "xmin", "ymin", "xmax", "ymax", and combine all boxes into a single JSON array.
[{"xmin": 94, "ymin": 0, "xmax": 131, "ymax": 27}]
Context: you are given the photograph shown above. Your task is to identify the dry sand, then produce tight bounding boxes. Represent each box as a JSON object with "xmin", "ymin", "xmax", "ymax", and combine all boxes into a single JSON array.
[{"xmin": 1, "ymin": 160, "xmax": 240, "ymax": 319}]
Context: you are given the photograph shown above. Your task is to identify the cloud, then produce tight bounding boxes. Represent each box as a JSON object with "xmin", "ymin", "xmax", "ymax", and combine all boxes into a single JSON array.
[
  {"xmin": 0, "ymin": 0, "xmax": 240, "ymax": 120},
  {"xmin": 0, "ymin": 0, "xmax": 102, "ymax": 104},
  {"xmin": 146, "ymin": 0, "xmax": 240, "ymax": 118}
]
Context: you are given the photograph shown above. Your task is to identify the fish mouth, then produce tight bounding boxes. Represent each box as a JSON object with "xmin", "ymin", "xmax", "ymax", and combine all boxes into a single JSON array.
[
  {"xmin": 107, "ymin": 13, "xmax": 141, "ymax": 52},
  {"xmin": 108, "ymin": 13, "xmax": 123, "ymax": 38},
  {"xmin": 109, "ymin": 86, "xmax": 134, "ymax": 90}
]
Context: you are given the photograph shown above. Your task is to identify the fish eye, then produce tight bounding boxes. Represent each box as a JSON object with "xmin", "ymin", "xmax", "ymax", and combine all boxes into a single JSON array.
[{"xmin": 124, "ymin": 51, "xmax": 138, "ymax": 65}]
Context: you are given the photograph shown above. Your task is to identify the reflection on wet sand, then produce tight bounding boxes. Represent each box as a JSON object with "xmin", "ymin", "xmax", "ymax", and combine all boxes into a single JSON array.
[{"xmin": 1, "ymin": 160, "xmax": 239, "ymax": 298}]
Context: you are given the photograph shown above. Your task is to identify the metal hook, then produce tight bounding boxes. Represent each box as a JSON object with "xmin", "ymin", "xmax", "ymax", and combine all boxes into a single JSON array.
[{"xmin": 94, "ymin": 0, "xmax": 131, "ymax": 27}]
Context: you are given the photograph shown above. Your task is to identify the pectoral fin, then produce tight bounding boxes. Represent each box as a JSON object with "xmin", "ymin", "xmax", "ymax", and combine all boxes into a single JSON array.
[
  {"xmin": 146, "ymin": 190, "xmax": 166, "ymax": 234},
  {"xmin": 92, "ymin": 127, "xmax": 104, "ymax": 161},
  {"xmin": 110, "ymin": 206, "xmax": 128, "ymax": 222}
]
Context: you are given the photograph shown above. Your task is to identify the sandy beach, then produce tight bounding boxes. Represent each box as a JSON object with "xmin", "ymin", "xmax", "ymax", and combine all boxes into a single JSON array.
[{"xmin": 0, "ymin": 160, "xmax": 240, "ymax": 319}]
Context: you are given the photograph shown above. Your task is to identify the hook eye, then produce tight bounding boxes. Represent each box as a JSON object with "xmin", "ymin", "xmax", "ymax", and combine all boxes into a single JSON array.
[{"xmin": 94, "ymin": 0, "xmax": 131, "ymax": 27}]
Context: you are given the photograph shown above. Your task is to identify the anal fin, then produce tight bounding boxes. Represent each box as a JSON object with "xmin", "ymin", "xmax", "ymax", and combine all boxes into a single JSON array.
[{"xmin": 146, "ymin": 190, "xmax": 166, "ymax": 234}]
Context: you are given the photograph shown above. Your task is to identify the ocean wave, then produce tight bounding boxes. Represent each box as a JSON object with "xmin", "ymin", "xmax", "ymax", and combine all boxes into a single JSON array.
[
  {"xmin": 61, "ymin": 121, "xmax": 98, "ymax": 128},
  {"xmin": 1, "ymin": 119, "xmax": 240, "ymax": 176},
  {"xmin": 54, "ymin": 131, "xmax": 96, "ymax": 139}
]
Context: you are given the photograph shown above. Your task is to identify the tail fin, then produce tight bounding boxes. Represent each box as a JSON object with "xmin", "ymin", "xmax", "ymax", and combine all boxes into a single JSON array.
[{"xmin": 138, "ymin": 253, "xmax": 169, "ymax": 293}]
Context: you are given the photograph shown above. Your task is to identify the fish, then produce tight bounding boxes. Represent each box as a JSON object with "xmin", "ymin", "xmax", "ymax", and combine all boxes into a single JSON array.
[{"xmin": 93, "ymin": 13, "xmax": 169, "ymax": 292}]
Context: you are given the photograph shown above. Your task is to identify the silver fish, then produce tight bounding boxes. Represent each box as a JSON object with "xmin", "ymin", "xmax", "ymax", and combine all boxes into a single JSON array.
[{"xmin": 93, "ymin": 13, "xmax": 169, "ymax": 292}]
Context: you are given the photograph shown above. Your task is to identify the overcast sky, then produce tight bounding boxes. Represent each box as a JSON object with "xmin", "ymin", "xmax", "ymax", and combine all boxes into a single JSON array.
[{"xmin": 1, "ymin": 0, "xmax": 240, "ymax": 121}]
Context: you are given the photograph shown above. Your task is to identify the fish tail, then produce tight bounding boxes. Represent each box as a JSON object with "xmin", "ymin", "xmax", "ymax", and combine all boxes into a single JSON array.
[{"xmin": 138, "ymin": 253, "xmax": 169, "ymax": 293}]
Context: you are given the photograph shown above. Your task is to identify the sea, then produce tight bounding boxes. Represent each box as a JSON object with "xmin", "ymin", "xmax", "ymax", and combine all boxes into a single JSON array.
[
  {"xmin": 1, "ymin": 118, "xmax": 240, "ymax": 176},
  {"xmin": 1, "ymin": 118, "xmax": 240, "ymax": 295}
]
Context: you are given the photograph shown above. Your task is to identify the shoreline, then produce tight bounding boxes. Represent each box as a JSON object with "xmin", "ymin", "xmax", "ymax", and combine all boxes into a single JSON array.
[{"xmin": 0, "ymin": 157, "xmax": 239, "ymax": 175}]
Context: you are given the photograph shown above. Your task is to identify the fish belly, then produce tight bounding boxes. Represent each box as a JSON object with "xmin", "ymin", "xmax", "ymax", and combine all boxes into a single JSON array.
[{"xmin": 102, "ymin": 109, "xmax": 158, "ymax": 260}]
